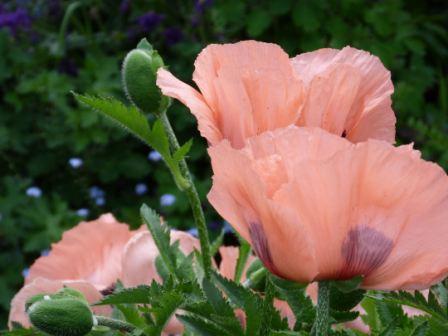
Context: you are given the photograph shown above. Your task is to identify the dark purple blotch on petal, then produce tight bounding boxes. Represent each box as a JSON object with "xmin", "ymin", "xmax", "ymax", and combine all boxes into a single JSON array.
[
  {"xmin": 340, "ymin": 226, "xmax": 393, "ymax": 279},
  {"xmin": 249, "ymin": 222, "xmax": 279, "ymax": 275}
]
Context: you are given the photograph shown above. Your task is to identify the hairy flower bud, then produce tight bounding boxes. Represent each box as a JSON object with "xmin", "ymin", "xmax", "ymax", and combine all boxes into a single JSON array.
[
  {"xmin": 122, "ymin": 38, "xmax": 170, "ymax": 115},
  {"xmin": 28, "ymin": 298, "xmax": 94, "ymax": 336}
]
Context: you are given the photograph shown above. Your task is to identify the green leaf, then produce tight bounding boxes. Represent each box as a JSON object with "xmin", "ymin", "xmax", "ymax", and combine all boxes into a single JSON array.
[
  {"xmin": 330, "ymin": 286, "xmax": 365, "ymax": 312},
  {"xmin": 212, "ymin": 271, "xmax": 262, "ymax": 336},
  {"xmin": 234, "ymin": 238, "xmax": 251, "ymax": 283},
  {"xmin": 140, "ymin": 204, "xmax": 177, "ymax": 278},
  {"xmin": 145, "ymin": 289, "xmax": 184, "ymax": 336},
  {"xmin": 210, "ymin": 230, "xmax": 225, "ymax": 256},
  {"xmin": 272, "ymin": 279, "xmax": 314, "ymax": 330},
  {"xmin": 202, "ymin": 277, "xmax": 235, "ymax": 318},
  {"xmin": 73, "ymin": 93, "xmax": 152, "ymax": 146},
  {"xmin": 177, "ymin": 314, "xmax": 232, "ymax": 336},
  {"xmin": 410, "ymin": 321, "xmax": 429, "ymax": 336},
  {"xmin": 333, "ymin": 276, "xmax": 363, "ymax": 293},
  {"xmin": 173, "ymin": 139, "xmax": 193, "ymax": 162},
  {"xmin": 95, "ymin": 285, "xmax": 151, "ymax": 305}
]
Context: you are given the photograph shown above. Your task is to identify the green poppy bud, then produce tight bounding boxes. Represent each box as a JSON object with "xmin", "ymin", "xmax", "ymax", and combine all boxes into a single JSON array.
[
  {"xmin": 122, "ymin": 38, "xmax": 169, "ymax": 115},
  {"xmin": 28, "ymin": 298, "xmax": 94, "ymax": 336}
]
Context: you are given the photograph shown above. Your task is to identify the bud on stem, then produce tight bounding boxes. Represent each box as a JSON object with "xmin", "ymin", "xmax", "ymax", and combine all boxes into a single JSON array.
[{"xmin": 122, "ymin": 38, "xmax": 170, "ymax": 116}]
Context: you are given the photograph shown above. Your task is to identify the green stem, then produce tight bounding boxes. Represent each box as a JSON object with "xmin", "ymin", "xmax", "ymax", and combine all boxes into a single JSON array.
[
  {"xmin": 313, "ymin": 281, "xmax": 331, "ymax": 336},
  {"xmin": 242, "ymin": 267, "xmax": 267, "ymax": 288},
  {"xmin": 260, "ymin": 275, "xmax": 274, "ymax": 336},
  {"xmin": 159, "ymin": 112, "xmax": 212, "ymax": 278},
  {"xmin": 95, "ymin": 316, "xmax": 135, "ymax": 332}
]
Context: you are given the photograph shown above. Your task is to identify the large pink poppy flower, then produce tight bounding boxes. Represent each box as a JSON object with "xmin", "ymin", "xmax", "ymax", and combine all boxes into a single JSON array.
[
  {"xmin": 208, "ymin": 126, "xmax": 448, "ymax": 290},
  {"xmin": 9, "ymin": 214, "xmax": 133, "ymax": 328},
  {"xmin": 26, "ymin": 214, "xmax": 133, "ymax": 291},
  {"xmin": 156, "ymin": 40, "xmax": 395, "ymax": 148}
]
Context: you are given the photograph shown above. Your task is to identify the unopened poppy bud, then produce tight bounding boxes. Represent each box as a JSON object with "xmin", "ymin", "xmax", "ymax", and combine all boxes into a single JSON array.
[
  {"xmin": 28, "ymin": 298, "xmax": 94, "ymax": 336},
  {"xmin": 122, "ymin": 38, "xmax": 170, "ymax": 115}
]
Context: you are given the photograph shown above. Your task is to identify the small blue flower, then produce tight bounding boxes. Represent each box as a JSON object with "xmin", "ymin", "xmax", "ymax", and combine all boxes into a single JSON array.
[
  {"xmin": 76, "ymin": 208, "xmax": 89, "ymax": 218},
  {"xmin": 148, "ymin": 150, "xmax": 162, "ymax": 162},
  {"xmin": 160, "ymin": 193, "xmax": 176, "ymax": 207},
  {"xmin": 187, "ymin": 228, "xmax": 198, "ymax": 237},
  {"xmin": 40, "ymin": 249, "xmax": 50, "ymax": 257},
  {"xmin": 95, "ymin": 197, "xmax": 106, "ymax": 206},
  {"xmin": 26, "ymin": 186, "xmax": 42, "ymax": 198},
  {"xmin": 135, "ymin": 183, "xmax": 148, "ymax": 195},
  {"xmin": 89, "ymin": 186, "xmax": 105, "ymax": 199},
  {"xmin": 68, "ymin": 157, "xmax": 83, "ymax": 169},
  {"xmin": 22, "ymin": 268, "xmax": 29, "ymax": 278},
  {"xmin": 223, "ymin": 221, "xmax": 233, "ymax": 234}
]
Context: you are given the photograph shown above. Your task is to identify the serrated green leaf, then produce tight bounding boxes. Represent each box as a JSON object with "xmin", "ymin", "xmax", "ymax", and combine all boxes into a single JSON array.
[
  {"xmin": 95, "ymin": 285, "xmax": 151, "ymax": 305},
  {"xmin": 210, "ymin": 230, "xmax": 224, "ymax": 256},
  {"xmin": 73, "ymin": 93, "xmax": 152, "ymax": 145},
  {"xmin": 212, "ymin": 271, "xmax": 262, "ymax": 336},
  {"xmin": 173, "ymin": 139, "xmax": 193, "ymax": 162},
  {"xmin": 145, "ymin": 289, "xmax": 184, "ymax": 336},
  {"xmin": 177, "ymin": 314, "xmax": 233, "ymax": 336},
  {"xmin": 330, "ymin": 309, "xmax": 359, "ymax": 324},
  {"xmin": 140, "ymin": 204, "xmax": 177, "ymax": 279},
  {"xmin": 330, "ymin": 286, "xmax": 365, "ymax": 312},
  {"xmin": 410, "ymin": 321, "xmax": 429, "ymax": 336},
  {"xmin": 202, "ymin": 277, "xmax": 236, "ymax": 318},
  {"xmin": 235, "ymin": 238, "xmax": 251, "ymax": 283},
  {"xmin": 333, "ymin": 276, "xmax": 363, "ymax": 293},
  {"xmin": 116, "ymin": 304, "xmax": 146, "ymax": 328}
]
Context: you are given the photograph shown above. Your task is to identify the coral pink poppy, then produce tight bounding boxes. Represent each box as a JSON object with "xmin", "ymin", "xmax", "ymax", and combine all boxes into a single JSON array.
[
  {"xmin": 8, "ymin": 278, "xmax": 110, "ymax": 328},
  {"xmin": 9, "ymin": 214, "xmax": 133, "ymax": 328},
  {"xmin": 26, "ymin": 214, "xmax": 133, "ymax": 291},
  {"xmin": 208, "ymin": 126, "xmax": 448, "ymax": 290},
  {"xmin": 156, "ymin": 40, "xmax": 395, "ymax": 148}
]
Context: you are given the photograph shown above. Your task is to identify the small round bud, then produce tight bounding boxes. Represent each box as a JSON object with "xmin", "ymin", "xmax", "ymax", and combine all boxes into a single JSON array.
[
  {"xmin": 28, "ymin": 298, "xmax": 94, "ymax": 336},
  {"xmin": 122, "ymin": 39, "xmax": 168, "ymax": 115}
]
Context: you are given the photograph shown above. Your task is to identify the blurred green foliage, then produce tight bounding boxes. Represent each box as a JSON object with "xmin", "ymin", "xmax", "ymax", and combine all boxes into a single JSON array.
[{"xmin": 0, "ymin": 0, "xmax": 446, "ymax": 328}]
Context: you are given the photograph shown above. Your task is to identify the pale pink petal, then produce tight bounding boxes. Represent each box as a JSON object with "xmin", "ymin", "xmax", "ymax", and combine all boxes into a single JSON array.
[
  {"xmin": 121, "ymin": 232, "xmax": 161, "ymax": 287},
  {"xmin": 8, "ymin": 277, "xmax": 110, "ymax": 329},
  {"xmin": 292, "ymin": 46, "xmax": 395, "ymax": 142},
  {"xmin": 208, "ymin": 137, "xmax": 318, "ymax": 282},
  {"xmin": 27, "ymin": 214, "xmax": 133, "ymax": 290},
  {"xmin": 156, "ymin": 68, "xmax": 221, "ymax": 144},
  {"xmin": 218, "ymin": 246, "xmax": 256, "ymax": 281},
  {"xmin": 121, "ymin": 230, "xmax": 200, "ymax": 287}
]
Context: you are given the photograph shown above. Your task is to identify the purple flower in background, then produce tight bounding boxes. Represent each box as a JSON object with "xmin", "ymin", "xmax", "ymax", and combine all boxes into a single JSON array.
[
  {"xmin": 137, "ymin": 11, "xmax": 164, "ymax": 32},
  {"xmin": 68, "ymin": 157, "xmax": 83, "ymax": 169},
  {"xmin": 0, "ymin": 8, "xmax": 32, "ymax": 34},
  {"xmin": 120, "ymin": 0, "xmax": 131, "ymax": 13},
  {"xmin": 58, "ymin": 58, "xmax": 79, "ymax": 77},
  {"xmin": 191, "ymin": 0, "xmax": 213, "ymax": 26},
  {"xmin": 163, "ymin": 27, "xmax": 184, "ymax": 46},
  {"xmin": 22, "ymin": 268, "xmax": 29, "ymax": 278}
]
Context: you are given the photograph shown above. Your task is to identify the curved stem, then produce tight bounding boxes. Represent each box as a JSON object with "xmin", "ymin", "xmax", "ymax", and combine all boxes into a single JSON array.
[
  {"xmin": 159, "ymin": 112, "xmax": 212, "ymax": 278},
  {"xmin": 242, "ymin": 267, "xmax": 267, "ymax": 288},
  {"xmin": 313, "ymin": 281, "xmax": 331, "ymax": 336},
  {"xmin": 95, "ymin": 316, "xmax": 135, "ymax": 332}
]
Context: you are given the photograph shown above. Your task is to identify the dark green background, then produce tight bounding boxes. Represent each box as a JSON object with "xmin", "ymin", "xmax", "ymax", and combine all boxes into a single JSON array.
[{"xmin": 0, "ymin": 0, "xmax": 446, "ymax": 328}]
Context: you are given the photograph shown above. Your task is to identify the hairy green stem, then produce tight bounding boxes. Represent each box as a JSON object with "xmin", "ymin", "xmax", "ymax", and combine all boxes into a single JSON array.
[
  {"xmin": 313, "ymin": 281, "xmax": 331, "ymax": 336},
  {"xmin": 95, "ymin": 316, "xmax": 135, "ymax": 332},
  {"xmin": 242, "ymin": 267, "xmax": 267, "ymax": 288},
  {"xmin": 159, "ymin": 112, "xmax": 212, "ymax": 277}
]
